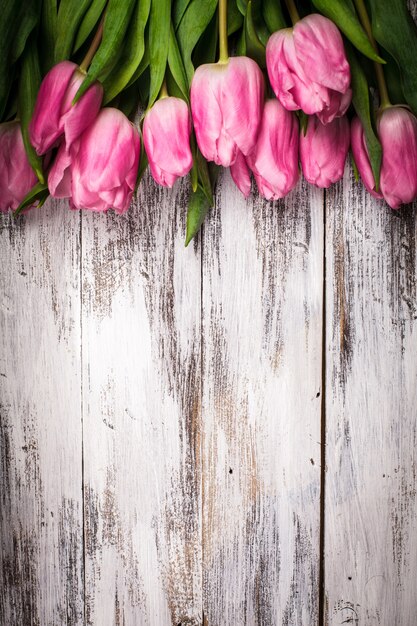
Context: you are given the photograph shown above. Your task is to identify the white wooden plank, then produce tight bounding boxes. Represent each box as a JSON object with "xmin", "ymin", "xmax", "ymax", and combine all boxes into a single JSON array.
[
  {"xmin": 0, "ymin": 201, "xmax": 83, "ymax": 625},
  {"xmin": 80, "ymin": 176, "xmax": 202, "ymax": 625},
  {"xmin": 324, "ymin": 164, "xmax": 417, "ymax": 625},
  {"xmin": 202, "ymin": 171, "xmax": 324, "ymax": 625}
]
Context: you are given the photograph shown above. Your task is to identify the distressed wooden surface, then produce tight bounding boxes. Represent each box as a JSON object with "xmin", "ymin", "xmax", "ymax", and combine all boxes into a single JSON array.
[
  {"xmin": 80, "ymin": 176, "xmax": 202, "ymax": 625},
  {"xmin": 0, "ymin": 203, "xmax": 83, "ymax": 625},
  {"xmin": 324, "ymin": 170, "xmax": 417, "ymax": 626},
  {"xmin": 1, "ymin": 121, "xmax": 417, "ymax": 625},
  {"xmin": 202, "ymin": 172, "xmax": 323, "ymax": 625}
]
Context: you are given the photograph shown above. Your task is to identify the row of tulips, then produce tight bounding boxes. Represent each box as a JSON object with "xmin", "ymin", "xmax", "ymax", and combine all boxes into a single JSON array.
[{"xmin": 1, "ymin": 0, "xmax": 417, "ymax": 242}]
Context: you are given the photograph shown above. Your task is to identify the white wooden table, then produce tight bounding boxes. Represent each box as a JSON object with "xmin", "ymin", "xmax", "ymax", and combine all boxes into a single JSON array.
[{"xmin": 1, "ymin": 39, "xmax": 417, "ymax": 626}]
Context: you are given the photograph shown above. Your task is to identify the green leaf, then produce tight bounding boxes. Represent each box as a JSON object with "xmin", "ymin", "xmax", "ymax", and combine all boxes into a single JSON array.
[
  {"xmin": 74, "ymin": 0, "xmax": 137, "ymax": 102},
  {"xmin": 173, "ymin": 0, "xmax": 193, "ymax": 30},
  {"xmin": 382, "ymin": 48, "xmax": 405, "ymax": 105},
  {"xmin": 262, "ymin": 0, "xmax": 286, "ymax": 33},
  {"xmin": 176, "ymin": 0, "xmax": 218, "ymax": 84},
  {"xmin": 40, "ymin": 0, "xmax": 58, "ymax": 73},
  {"xmin": 244, "ymin": 1, "xmax": 266, "ymax": 67},
  {"xmin": 126, "ymin": 47, "xmax": 150, "ymax": 89},
  {"xmin": 73, "ymin": 0, "xmax": 107, "ymax": 52},
  {"xmin": 167, "ymin": 22, "xmax": 189, "ymax": 102},
  {"xmin": 14, "ymin": 182, "xmax": 49, "ymax": 217},
  {"xmin": 192, "ymin": 11, "xmax": 218, "ymax": 67},
  {"xmin": 55, "ymin": 0, "xmax": 92, "ymax": 62},
  {"xmin": 347, "ymin": 44, "xmax": 382, "ymax": 191},
  {"xmin": 237, "ymin": 0, "xmax": 247, "ymax": 16},
  {"xmin": 0, "ymin": 0, "xmax": 40, "ymax": 119},
  {"xmin": 185, "ymin": 186, "xmax": 210, "ymax": 246},
  {"xmin": 18, "ymin": 33, "xmax": 45, "ymax": 184},
  {"xmin": 228, "ymin": 1, "xmax": 244, "ymax": 35},
  {"xmin": 249, "ymin": 0, "xmax": 270, "ymax": 46},
  {"xmin": 103, "ymin": 0, "xmax": 151, "ymax": 104},
  {"xmin": 10, "ymin": 0, "xmax": 41, "ymax": 64},
  {"xmin": 148, "ymin": 0, "xmax": 171, "ymax": 108},
  {"xmin": 311, "ymin": 0, "xmax": 384, "ymax": 63},
  {"xmin": 368, "ymin": 0, "xmax": 417, "ymax": 115},
  {"xmin": 135, "ymin": 136, "xmax": 149, "ymax": 191},
  {"xmin": 195, "ymin": 147, "xmax": 213, "ymax": 205}
]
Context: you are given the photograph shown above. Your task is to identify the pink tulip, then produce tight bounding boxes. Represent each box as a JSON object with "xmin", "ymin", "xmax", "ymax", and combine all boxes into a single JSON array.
[
  {"xmin": 244, "ymin": 99, "xmax": 299, "ymax": 200},
  {"xmin": 191, "ymin": 57, "xmax": 264, "ymax": 167},
  {"xmin": 352, "ymin": 107, "xmax": 417, "ymax": 208},
  {"xmin": 69, "ymin": 108, "xmax": 140, "ymax": 213},
  {"xmin": 230, "ymin": 151, "xmax": 251, "ymax": 198},
  {"xmin": 143, "ymin": 97, "xmax": 193, "ymax": 187},
  {"xmin": 300, "ymin": 115, "xmax": 350, "ymax": 188},
  {"xmin": 0, "ymin": 122, "xmax": 37, "ymax": 212},
  {"xmin": 350, "ymin": 117, "xmax": 382, "ymax": 200},
  {"xmin": 266, "ymin": 15, "xmax": 351, "ymax": 124},
  {"xmin": 29, "ymin": 61, "xmax": 103, "ymax": 155}
]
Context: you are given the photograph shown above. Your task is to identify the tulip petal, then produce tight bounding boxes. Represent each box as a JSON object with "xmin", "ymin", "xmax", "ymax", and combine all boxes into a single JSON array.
[
  {"xmin": 378, "ymin": 106, "xmax": 417, "ymax": 209},
  {"xmin": 294, "ymin": 14, "xmax": 350, "ymax": 93},
  {"xmin": 351, "ymin": 116, "xmax": 383, "ymax": 199},
  {"xmin": 143, "ymin": 97, "xmax": 192, "ymax": 186},
  {"xmin": 29, "ymin": 61, "xmax": 78, "ymax": 155},
  {"xmin": 230, "ymin": 151, "xmax": 251, "ymax": 197}
]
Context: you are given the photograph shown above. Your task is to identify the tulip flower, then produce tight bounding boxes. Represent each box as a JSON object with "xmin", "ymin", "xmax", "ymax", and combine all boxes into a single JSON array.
[
  {"xmin": 29, "ymin": 61, "xmax": 103, "ymax": 155},
  {"xmin": 191, "ymin": 56, "xmax": 264, "ymax": 167},
  {"xmin": 239, "ymin": 99, "xmax": 299, "ymax": 201},
  {"xmin": 143, "ymin": 96, "xmax": 193, "ymax": 187},
  {"xmin": 300, "ymin": 115, "xmax": 350, "ymax": 188},
  {"xmin": 266, "ymin": 14, "xmax": 351, "ymax": 124},
  {"xmin": 0, "ymin": 122, "xmax": 37, "ymax": 212},
  {"xmin": 69, "ymin": 108, "xmax": 140, "ymax": 213},
  {"xmin": 351, "ymin": 107, "xmax": 417, "ymax": 209}
]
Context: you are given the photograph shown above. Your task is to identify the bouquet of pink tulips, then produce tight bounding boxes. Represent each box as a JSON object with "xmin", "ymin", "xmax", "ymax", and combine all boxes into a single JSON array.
[{"xmin": 1, "ymin": 0, "xmax": 417, "ymax": 244}]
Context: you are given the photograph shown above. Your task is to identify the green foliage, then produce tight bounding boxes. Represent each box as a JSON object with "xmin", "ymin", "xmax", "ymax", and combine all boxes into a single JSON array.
[
  {"xmin": 18, "ymin": 33, "xmax": 44, "ymax": 183},
  {"xmin": 369, "ymin": 0, "xmax": 417, "ymax": 115},
  {"xmin": 347, "ymin": 44, "xmax": 382, "ymax": 191}
]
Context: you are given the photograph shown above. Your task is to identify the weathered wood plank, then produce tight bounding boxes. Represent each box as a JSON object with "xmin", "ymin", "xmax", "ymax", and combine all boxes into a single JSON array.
[
  {"xmin": 324, "ymin": 164, "xmax": 417, "ymax": 624},
  {"xmin": 80, "ymin": 176, "xmax": 202, "ymax": 625},
  {"xmin": 0, "ymin": 202, "xmax": 83, "ymax": 625},
  {"xmin": 202, "ymin": 172, "xmax": 324, "ymax": 625}
]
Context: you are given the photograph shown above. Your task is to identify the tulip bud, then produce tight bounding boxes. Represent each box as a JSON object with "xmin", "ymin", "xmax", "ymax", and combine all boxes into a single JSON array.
[
  {"xmin": 245, "ymin": 99, "xmax": 299, "ymax": 201},
  {"xmin": 300, "ymin": 115, "xmax": 350, "ymax": 188},
  {"xmin": 266, "ymin": 15, "xmax": 351, "ymax": 124},
  {"xmin": 69, "ymin": 108, "xmax": 140, "ymax": 213},
  {"xmin": 351, "ymin": 107, "xmax": 417, "ymax": 209},
  {"xmin": 0, "ymin": 122, "xmax": 37, "ymax": 212},
  {"xmin": 191, "ymin": 57, "xmax": 264, "ymax": 167},
  {"xmin": 29, "ymin": 61, "xmax": 103, "ymax": 155},
  {"xmin": 143, "ymin": 97, "xmax": 193, "ymax": 187}
]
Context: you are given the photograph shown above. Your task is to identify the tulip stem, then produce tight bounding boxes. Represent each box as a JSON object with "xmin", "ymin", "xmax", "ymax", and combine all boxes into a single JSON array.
[
  {"xmin": 285, "ymin": 0, "xmax": 300, "ymax": 24},
  {"xmin": 159, "ymin": 80, "xmax": 169, "ymax": 100},
  {"xmin": 353, "ymin": 0, "xmax": 391, "ymax": 109},
  {"xmin": 218, "ymin": 0, "xmax": 229, "ymax": 62},
  {"xmin": 79, "ymin": 13, "xmax": 105, "ymax": 72}
]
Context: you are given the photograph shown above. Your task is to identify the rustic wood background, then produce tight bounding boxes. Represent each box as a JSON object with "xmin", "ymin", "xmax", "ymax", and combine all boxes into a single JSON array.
[{"xmin": 1, "ymin": 11, "xmax": 417, "ymax": 623}]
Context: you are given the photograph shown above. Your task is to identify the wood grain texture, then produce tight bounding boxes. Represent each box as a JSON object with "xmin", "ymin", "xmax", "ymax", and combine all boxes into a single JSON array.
[
  {"xmin": 202, "ymin": 172, "xmax": 324, "ymax": 625},
  {"xmin": 80, "ymin": 176, "xmax": 202, "ymax": 625},
  {"xmin": 0, "ymin": 202, "xmax": 83, "ymax": 625},
  {"xmin": 324, "ymin": 164, "xmax": 417, "ymax": 625}
]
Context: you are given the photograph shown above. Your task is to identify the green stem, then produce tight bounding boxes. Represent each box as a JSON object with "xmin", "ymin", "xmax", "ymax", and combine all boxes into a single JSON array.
[
  {"xmin": 353, "ymin": 0, "xmax": 391, "ymax": 108},
  {"xmin": 218, "ymin": 0, "xmax": 228, "ymax": 62},
  {"xmin": 158, "ymin": 79, "xmax": 169, "ymax": 99},
  {"xmin": 284, "ymin": 0, "xmax": 300, "ymax": 24},
  {"xmin": 79, "ymin": 13, "xmax": 105, "ymax": 72}
]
